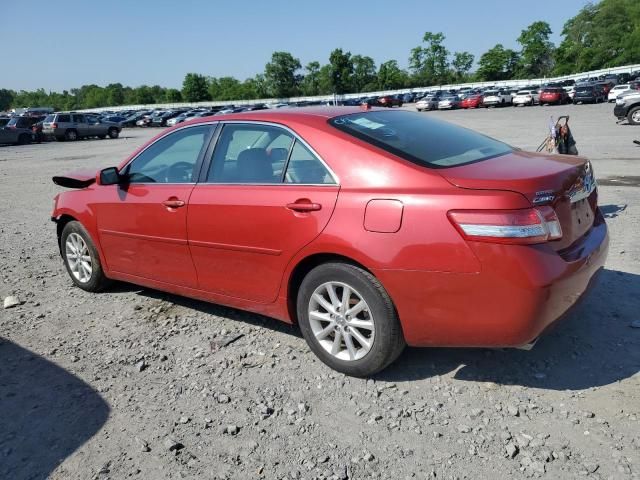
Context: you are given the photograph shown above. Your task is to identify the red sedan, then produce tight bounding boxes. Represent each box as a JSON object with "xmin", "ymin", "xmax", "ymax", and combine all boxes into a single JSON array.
[
  {"xmin": 460, "ymin": 94, "xmax": 483, "ymax": 108},
  {"xmin": 52, "ymin": 108, "xmax": 608, "ymax": 376}
]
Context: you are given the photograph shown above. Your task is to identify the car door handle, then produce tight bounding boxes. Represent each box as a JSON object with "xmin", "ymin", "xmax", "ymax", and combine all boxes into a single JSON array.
[
  {"xmin": 286, "ymin": 200, "xmax": 321, "ymax": 212},
  {"xmin": 162, "ymin": 199, "xmax": 185, "ymax": 208}
]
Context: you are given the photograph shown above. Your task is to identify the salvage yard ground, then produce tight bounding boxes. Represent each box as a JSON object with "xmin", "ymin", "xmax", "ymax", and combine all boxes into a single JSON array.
[{"xmin": 0, "ymin": 103, "xmax": 639, "ymax": 480}]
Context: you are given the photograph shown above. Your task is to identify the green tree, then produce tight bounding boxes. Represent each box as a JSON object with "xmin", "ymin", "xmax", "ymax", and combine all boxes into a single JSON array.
[
  {"xmin": 328, "ymin": 48, "xmax": 353, "ymax": 94},
  {"xmin": 317, "ymin": 64, "xmax": 334, "ymax": 95},
  {"xmin": 182, "ymin": 73, "xmax": 210, "ymax": 102},
  {"xmin": 476, "ymin": 44, "xmax": 519, "ymax": 81},
  {"xmin": 451, "ymin": 52, "xmax": 474, "ymax": 82},
  {"xmin": 165, "ymin": 88, "xmax": 183, "ymax": 102},
  {"xmin": 105, "ymin": 83, "xmax": 125, "ymax": 106},
  {"xmin": 409, "ymin": 32, "xmax": 450, "ymax": 85},
  {"xmin": 0, "ymin": 89, "xmax": 15, "ymax": 111},
  {"xmin": 351, "ymin": 55, "xmax": 377, "ymax": 93},
  {"xmin": 377, "ymin": 61, "xmax": 409, "ymax": 90},
  {"xmin": 264, "ymin": 51, "xmax": 301, "ymax": 98},
  {"xmin": 300, "ymin": 61, "xmax": 321, "ymax": 96},
  {"xmin": 516, "ymin": 21, "xmax": 555, "ymax": 78},
  {"xmin": 554, "ymin": 0, "xmax": 640, "ymax": 74}
]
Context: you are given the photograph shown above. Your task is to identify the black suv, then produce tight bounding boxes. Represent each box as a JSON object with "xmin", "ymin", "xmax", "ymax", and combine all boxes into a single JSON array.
[{"xmin": 573, "ymin": 84, "xmax": 606, "ymax": 104}]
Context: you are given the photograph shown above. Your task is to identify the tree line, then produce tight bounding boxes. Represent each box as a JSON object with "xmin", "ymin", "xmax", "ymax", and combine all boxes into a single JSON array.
[{"xmin": 1, "ymin": 0, "xmax": 638, "ymax": 111}]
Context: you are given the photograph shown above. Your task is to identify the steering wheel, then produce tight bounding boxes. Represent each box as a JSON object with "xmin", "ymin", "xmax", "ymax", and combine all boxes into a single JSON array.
[{"xmin": 165, "ymin": 161, "xmax": 193, "ymax": 183}]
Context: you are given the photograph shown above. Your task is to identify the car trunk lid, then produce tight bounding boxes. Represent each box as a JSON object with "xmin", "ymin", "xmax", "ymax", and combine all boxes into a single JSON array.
[{"xmin": 438, "ymin": 150, "xmax": 598, "ymax": 251}]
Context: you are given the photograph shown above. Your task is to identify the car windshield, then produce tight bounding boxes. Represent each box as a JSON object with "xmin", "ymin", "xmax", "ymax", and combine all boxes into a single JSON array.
[
  {"xmin": 517, "ymin": 91, "xmax": 532, "ymax": 95},
  {"xmin": 576, "ymin": 87, "xmax": 592, "ymax": 92},
  {"xmin": 484, "ymin": 90, "xmax": 498, "ymax": 95},
  {"xmin": 329, "ymin": 110, "xmax": 512, "ymax": 168}
]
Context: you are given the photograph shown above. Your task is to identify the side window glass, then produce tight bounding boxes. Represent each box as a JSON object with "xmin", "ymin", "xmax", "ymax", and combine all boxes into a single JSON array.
[
  {"xmin": 284, "ymin": 140, "xmax": 334, "ymax": 184},
  {"xmin": 207, "ymin": 124, "xmax": 293, "ymax": 183},
  {"xmin": 58, "ymin": 114, "xmax": 70, "ymax": 123},
  {"xmin": 73, "ymin": 114, "xmax": 85, "ymax": 123},
  {"xmin": 126, "ymin": 125, "xmax": 210, "ymax": 183}
]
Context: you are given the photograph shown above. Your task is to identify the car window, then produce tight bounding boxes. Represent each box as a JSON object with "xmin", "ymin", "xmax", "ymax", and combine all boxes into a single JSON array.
[
  {"xmin": 72, "ymin": 114, "xmax": 86, "ymax": 123},
  {"xmin": 284, "ymin": 140, "xmax": 334, "ymax": 184},
  {"xmin": 125, "ymin": 125, "xmax": 210, "ymax": 183},
  {"xmin": 207, "ymin": 123, "xmax": 294, "ymax": 183},
  {"xmin": 57, "ymin": 114, "xmax": 71, "ymax": 122},
  {"xmin": 330, "ymin": 110, "xmax": 512, "ymax": 168},
  {"xmin": 86, "ymin": 115, "xmax": 99, "ymax": 123}
]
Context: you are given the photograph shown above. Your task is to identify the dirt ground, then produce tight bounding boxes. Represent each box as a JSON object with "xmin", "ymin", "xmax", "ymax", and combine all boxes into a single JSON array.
[{"xmin": 1, "ymin": 102, "xmax": 639, "ymax": 480}]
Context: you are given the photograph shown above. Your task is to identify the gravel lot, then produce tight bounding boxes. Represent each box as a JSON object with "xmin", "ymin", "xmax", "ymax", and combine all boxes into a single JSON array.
[{"xmin": 1, "ymin": 103, "xmax": 639, "ymax": 480}]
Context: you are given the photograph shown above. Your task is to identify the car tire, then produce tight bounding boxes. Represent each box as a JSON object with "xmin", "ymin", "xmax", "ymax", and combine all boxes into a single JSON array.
[
  {"xmin": 297, "ymin": 262, "xmax": 406, "ymax": 377},
  {"xmin": 628, "ymin": 106, "xmax": 640, "ymax": 125},
  {"xmin": 65, "ymin": 129, "xmax": 78, "ymax": 141},
  {"xmin": 17, "ymin": 133, "xmax": 31, "ymax": 145},
  {"xmin": 60, "ymin": 221, "xmax": 111, "ymax": 292},
  {"xmin": 108, "ymin": 128, "xmax": 119, "ymax": 139}
]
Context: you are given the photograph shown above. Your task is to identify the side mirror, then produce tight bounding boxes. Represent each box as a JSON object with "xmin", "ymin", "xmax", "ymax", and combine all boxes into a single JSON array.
[{"xmin": 99, "ymin": 167, "xmax": 121, "ymax": 185}]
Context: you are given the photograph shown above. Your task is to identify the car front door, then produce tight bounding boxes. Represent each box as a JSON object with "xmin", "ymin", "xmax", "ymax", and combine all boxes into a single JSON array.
[
  {"xmin": 95, "ymin": 124, "xmax": 214, "ymax": 288},
  {"xmin": 187, "ymin": 122, "xmax": 340, "ymax": 303}
]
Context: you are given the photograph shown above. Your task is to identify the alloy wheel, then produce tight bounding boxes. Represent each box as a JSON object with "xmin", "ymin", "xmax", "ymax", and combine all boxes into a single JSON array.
[
  {"xmin": 632, "ymin": 110, "xmax": 640, "ymax": 123},
  {"xmin": 308, "ymin": 281, "xmax": 375, "ymax": 361},
  {"xmin": 65, "ymin": 233, "xmax": 92, "ymax": 283}
]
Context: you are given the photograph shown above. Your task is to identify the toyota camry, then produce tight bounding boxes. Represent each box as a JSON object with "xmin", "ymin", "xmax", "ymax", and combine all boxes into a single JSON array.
[{"xmin": 51, "ymin": 107, "xmax": 608, "ymax": 376}]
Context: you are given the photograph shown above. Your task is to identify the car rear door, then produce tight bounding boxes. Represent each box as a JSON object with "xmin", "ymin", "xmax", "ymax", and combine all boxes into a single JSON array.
[
  {"xmin": 187, "ymin": 122, "xmax": 339, "ymax": 303},
  {"xmin": 95, "ymin": 124, "xmax": 215, "ymax": 287},
  {"xmin": 71, "ymin": 114, "xmax": 89, "ymax": 137}
]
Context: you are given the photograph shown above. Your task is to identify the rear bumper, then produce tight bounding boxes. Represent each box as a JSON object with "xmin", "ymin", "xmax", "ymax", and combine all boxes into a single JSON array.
[{"xmin": 374, "ymin": 212, "xmax": 609, "ymax": 347}]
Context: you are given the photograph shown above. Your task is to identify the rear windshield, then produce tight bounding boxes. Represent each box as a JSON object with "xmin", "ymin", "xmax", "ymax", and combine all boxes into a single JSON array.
[
  {"xmin": 329, "ymin": 110, "xmax": 512, "ymax": 168},
  {"xmin": 576, "ymin": 87, "xmax": 593, "ymax": 92}
]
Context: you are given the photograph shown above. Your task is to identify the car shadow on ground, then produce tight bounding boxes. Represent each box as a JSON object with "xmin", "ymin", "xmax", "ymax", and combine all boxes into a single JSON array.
[
  {"xmin": 0, "ymin": 339, "xmax": 110, "ymax": 479},
  {"xmin": 132, "ymin": 287, "xmax": 303, "ymax": 338},
  {"xmin": 377, "ymin": 269, "xmax": 640, "ymax": 390},
  {"xmin": 109, "ymin": 269, "xmax": 638, "ymax": 391},
  {"xmin": 599, "ymin": 203, "xmax": 628, "ymax": 218}
]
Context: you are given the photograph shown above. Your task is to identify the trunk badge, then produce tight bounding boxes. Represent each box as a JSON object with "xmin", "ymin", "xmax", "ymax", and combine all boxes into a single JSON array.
[{"xmin": 533, "ymin": 190, "xmax": 555, "ymax": 205}]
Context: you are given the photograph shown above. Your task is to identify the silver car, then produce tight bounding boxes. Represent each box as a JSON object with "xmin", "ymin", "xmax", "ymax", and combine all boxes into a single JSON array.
[{"xmin": 43, "ymin": 113, "xmax": 121, "ymax": 141}]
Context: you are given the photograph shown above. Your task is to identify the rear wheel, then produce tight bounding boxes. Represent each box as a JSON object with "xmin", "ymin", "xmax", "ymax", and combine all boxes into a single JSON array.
[
  {"xmin": 108, "ymin": 128, "xmax": 119, "ymax": 139},
  {"xmin": 297, "ymin": 262, "xmax": 405, "ymax": 377},
  {"xmin": 65, "ymin": 129, "xmax": 78, "ymax": 141},
  {"xmin": 628, "ymin": 106, "xmax": 640, "ymax": 125},
  {"xmin": 60, "ymin": 221, "xmax": 111, "ymax": 292}
]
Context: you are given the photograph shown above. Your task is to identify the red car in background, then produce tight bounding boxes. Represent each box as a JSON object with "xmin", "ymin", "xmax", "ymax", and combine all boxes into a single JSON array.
[
  {"xmin": 596, "ymin": 82, "xmax": 614, "ymax": 96},
  {"xmin": 377, "ymin": 95, "xmax": 403, "ymax": 107},
  {"xmin": 51, "ymin": 108, "xmax": 608, "ymax": 376},
  {"xmin": 461, "ymin": 94, "xmax": 483, "ymax": 108},
  {"xmin": 539, "ymin": 87, "xmax": 571, "ymax": 105}
]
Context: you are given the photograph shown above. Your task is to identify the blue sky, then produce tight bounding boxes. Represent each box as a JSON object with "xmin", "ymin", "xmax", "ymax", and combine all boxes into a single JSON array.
[{"xmin": 2, "ymin": 0, "xmax": 592, "ymax": 91}]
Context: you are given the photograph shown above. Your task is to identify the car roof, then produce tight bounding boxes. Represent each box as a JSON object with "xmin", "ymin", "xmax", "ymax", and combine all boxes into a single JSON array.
[{"xmin": 181, "ymin": 106, "xmax": 380, "ymax": 128}]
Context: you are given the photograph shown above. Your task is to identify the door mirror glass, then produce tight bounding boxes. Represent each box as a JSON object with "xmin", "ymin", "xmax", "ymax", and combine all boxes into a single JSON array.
[{"xmin": 99, "ymin": 167, "xmax": 121, "ymax": 185}]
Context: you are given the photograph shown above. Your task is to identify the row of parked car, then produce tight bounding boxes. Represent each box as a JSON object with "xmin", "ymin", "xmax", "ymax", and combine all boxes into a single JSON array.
[{"xmin": 413, "ymin": 79, "xmax": 640, "ymax": 112}]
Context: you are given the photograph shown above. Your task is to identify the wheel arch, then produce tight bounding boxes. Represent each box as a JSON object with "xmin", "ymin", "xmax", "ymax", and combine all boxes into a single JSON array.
[
  {"xmin": 55, "ymin": 214, "xmax": 78, "ymax": 253},
  {"xmin": 286, "ymin": 252, "xmax": 377, "ymax": 324}
]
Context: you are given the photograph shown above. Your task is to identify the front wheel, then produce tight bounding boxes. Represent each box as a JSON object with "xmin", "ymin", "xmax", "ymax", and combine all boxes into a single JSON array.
[
  {"xmin": 628, "ymin": 106, "xmax": 640, "ymax": 125},
  {"xmin": 60, "ymin": 221, "xmax": 111, "ymax": 292},
  {"xmin": 108, "ymin": 128, "xmax": 119, "ymax": 139},
  {"xmin": 297, "ymin": 263, "xmax": 405, "ymax": 377}
]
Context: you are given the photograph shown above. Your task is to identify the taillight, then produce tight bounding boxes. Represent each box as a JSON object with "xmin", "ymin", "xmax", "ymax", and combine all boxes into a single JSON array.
[
  {"xmin": 447, "ymin": 207, "xmax": 562, "ymax": 245},
  {"xmin": 51, "ymin": 123, "xmax": 58, "ymax": 129}
]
